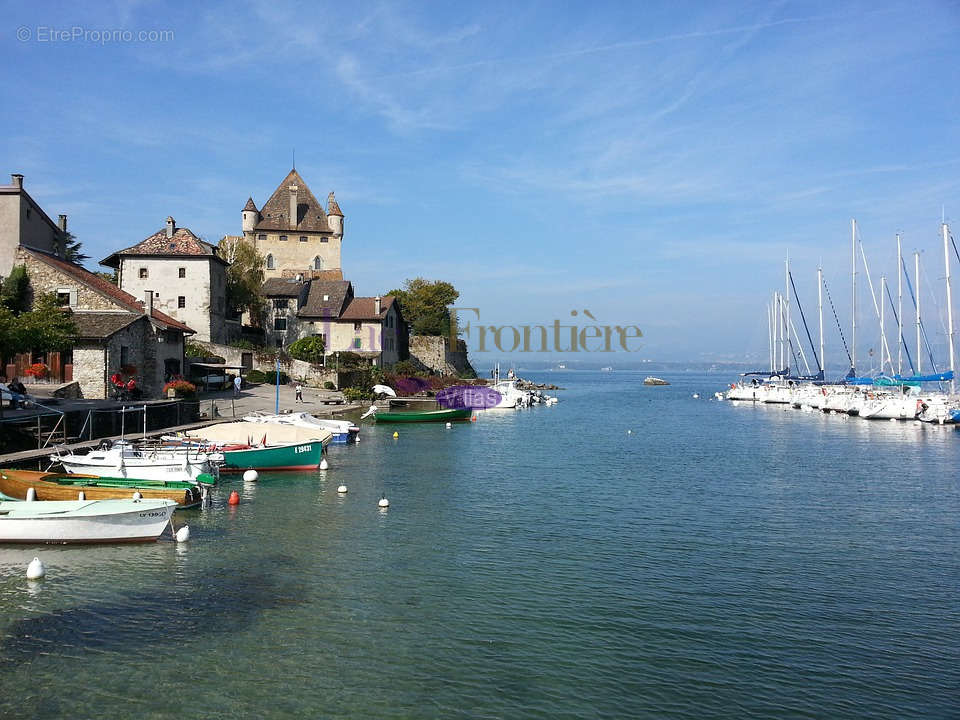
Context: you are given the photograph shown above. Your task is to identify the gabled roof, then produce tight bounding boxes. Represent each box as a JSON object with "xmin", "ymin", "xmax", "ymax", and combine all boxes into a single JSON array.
[
  {"xmin": 298, "ymin": 280, "xmax": 352, "ymax": 318},
  {"xmin": 101, "ymin": 225, "xmax": 227, "ymax": 268},
  {"xmin": 20, "ymin": 247, "xmax": 194, "ymax": 334},
  {"xmin": 255, "ymin": 169, "xmax": 331, "ymax": 233},
  {"xmin": 262, "ymin": 278, "xmax": 306, "ymax": 298},
  {"xmin": 339, "ymin": 295, "xmax": 396, "ymax": 321}
]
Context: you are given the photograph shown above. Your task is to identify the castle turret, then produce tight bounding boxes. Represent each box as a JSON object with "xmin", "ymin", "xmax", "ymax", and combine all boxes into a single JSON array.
[
  {"xmin": 327, "ymin": 191, "xmax": 343, "ymax": 238},
  {"xmin": 242, "ymin": 197, "xmax": 258, "ymax": 233}
]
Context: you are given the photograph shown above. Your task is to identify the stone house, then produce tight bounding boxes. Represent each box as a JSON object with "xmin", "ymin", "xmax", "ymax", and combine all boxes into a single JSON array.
[
  {"xmin": 100, "ymin": 217, "xmax": 229, "ymax": 344},
  {"xmin": 13, "ymin": 247, "xmax": 193, "ymax": 399},
  {"xmin": 262, "ymin": 276, "xmax": 406, "ymax": 367},
  {"xmin": 240, "ymin": 169, "xmax": 344, "ymax": 280},
  {"xmin": 0, "ymin": 173, "xmax": 68, "ymax": 277}
]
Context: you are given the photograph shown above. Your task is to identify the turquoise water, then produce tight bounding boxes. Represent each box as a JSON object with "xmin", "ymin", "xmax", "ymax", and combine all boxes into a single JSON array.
[{"xmin": 1, "ymin": 371, "xmax": 958, "ymax": 719}]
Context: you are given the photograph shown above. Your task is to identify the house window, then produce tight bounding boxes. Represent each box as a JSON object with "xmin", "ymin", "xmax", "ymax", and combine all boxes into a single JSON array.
[
  {"xmin": 258, "ymin": 233, "xmax": 266, "ymax": 241},
  {"xmin": 313, "ymin": 256, "xmax": 323, "ymax": 270},
  {"xmin": 320, "ymin": 236, "xmax": 329, "ymax": 243},
  {"xmin": 266, "ymin": 254, "xmax": 274, "ymax": 270},
  {"xmin": 353, "ymin": 338, "xmax": 362, "ymax": 349},
  {"xmin": 354, "ymin": 322, "xmax": 362, "ymax": 331},
  {"xmin": 300, "ymin": 236, "xmax": 308, "ymax": 243},
  {"xmin": 274, "ymin": 317, "xmax": 287, "ymax": 331},
  {"xmin": 178, "ymin": 267, "xmax": 186, "ymax": 278},
  {"xmin": 178, "ymin": 296, "xmax": 186, "ymax": 308},
  {"xmin": 273, "ymin": 298, "xmax": 289, "ymax": 309},
  {"xmin": 139, "ymin": 268, "xmax": 148, "ymax": 279},
  {"xmin": 279, "ymin": 235, "xmax": 288, "ymax": 242}
]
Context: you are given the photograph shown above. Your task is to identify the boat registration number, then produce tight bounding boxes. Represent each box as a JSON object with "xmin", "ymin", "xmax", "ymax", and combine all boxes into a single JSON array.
[{"xmin": 294, "ymin": 444, "xmax": 313, "ymax": 454}]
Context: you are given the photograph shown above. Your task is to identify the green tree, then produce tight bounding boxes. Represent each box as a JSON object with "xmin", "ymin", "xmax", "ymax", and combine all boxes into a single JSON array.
[
  {"xmin": 1, "ymin": 265, "xmax": 30, "ymax": 314},
  {"xmin": 386, "ymin": 277, "xmax": 459, "ymax": 337},
  {"xmin": 63, "ymin": 232, "xmax": 90, "ymax": 264},
  {"xmin": 219, "ymin": 236, "xmax": 266, "ymax": 324},
  {"xmin": 288, "ymin": 335, "xmax": 326, "ymax": 363}
]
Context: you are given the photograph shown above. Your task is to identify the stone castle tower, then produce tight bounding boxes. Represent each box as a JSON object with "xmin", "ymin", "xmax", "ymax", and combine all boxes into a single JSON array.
[{"xmin": 241, "ymin": 169, "xmax": 344, "ymax": 279}]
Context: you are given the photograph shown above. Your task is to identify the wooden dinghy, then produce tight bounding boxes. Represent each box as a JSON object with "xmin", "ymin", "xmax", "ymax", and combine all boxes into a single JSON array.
[{"xmin": 0, "ymin": 469, "xmax": 206, "ymax": 508}]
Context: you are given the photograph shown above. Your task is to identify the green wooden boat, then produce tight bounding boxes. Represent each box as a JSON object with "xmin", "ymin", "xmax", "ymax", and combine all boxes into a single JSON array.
[
  {"xmin": 220, "ymin": 441, "xmax": 323, "ymax": 472},
  {"xmin": 374, "ymin": 408, "xmax": 473, "ymax": 423}
]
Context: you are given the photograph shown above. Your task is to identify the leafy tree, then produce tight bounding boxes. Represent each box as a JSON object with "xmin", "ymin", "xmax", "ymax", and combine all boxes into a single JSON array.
[
  {"xmin": 219, "ymin": 236, "xmax": 266, "ymax": 324},
  {"xmin": 63, "ymin": 232, "xmax": 90, "ymax": 264},
  {"xmin": 288, "ymin": 335, "xmax": 326, "ymax": 363},
  {"xmin": 1, "ymin": 265, "xmax": 30, "ymax": 314},
  {"xmin": 386, "ymin": 277, "xmax": 459, "ymax": 337}
]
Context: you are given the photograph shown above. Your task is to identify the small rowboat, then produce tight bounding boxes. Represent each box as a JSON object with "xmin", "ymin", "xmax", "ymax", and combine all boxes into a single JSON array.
[
  {"xmin": 0, "ymin": 469, "xmax": 210, "ymax": 508},
  {"xmin": 0, "ymin": 497, "xmax": 177, "ymax": 544},
  {"xmin": 372, "ymin": 408, "xmax": 473, "ymax": 423}
]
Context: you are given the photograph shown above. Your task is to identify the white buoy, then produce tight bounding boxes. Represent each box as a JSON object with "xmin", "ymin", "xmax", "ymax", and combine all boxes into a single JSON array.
[
  {"xmin": 446, "ymin": 422, "xmax": 452, "ymax": 429},
  {"xmin": 78, "ymin": 491, "xmax": 85, "ymax": 500},
  {"xmin": 243, "ymin": 469, "xmax": 259, "ymax": 482},
  {"xmin": 175, "ymin": 525, "xmax": 190, "ymax": 542},
  {"xmin": 26, "ymin": 557, "xmax": 45, "ymax": 580},
  {"xmin": 132, "ymin": 491, "xmax": 142, "ymax": 500},
  {"xmin": 26, "ymin": 487, "xmax": 36, "ymax": 502},
  {"xmin": 378, "ymin": 495, "xmax": 390, "ymax": 508},
  {"xmin": 319, "ymin": 458, "xmax": 329, "ymax": 471},
  {"xmin": 337, "ymin": 485, "xmax": 348, "ymax": 494}
]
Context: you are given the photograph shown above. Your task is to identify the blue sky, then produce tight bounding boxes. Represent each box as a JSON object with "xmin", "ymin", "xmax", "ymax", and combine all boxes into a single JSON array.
[{"xmin": 2, "ymin": 0, "xmax": 959, "ymax": 364}]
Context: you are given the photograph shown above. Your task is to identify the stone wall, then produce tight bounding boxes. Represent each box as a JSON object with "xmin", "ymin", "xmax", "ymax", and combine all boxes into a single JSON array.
[{"xmin": 408, "ymin": 336, "xmax": 475, "ymax": 376}]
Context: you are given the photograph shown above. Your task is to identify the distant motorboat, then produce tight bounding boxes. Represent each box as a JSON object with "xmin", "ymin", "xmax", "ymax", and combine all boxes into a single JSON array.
[{"xmin": 643, "ymin": 377, "xmax": 670, "ymax": 386}]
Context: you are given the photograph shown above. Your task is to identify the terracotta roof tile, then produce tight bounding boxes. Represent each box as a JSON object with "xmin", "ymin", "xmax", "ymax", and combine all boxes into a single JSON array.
[
  {"xmin": 21, "ymin": 247, "xmax": 194, "ymax": 334},
  {"xmin": 255, "ymin": 169, "xmax": 331, "ymax": 233},
  {"xmin": 339, "ymin": 295, "xmax": 395, "ymax": 321}
]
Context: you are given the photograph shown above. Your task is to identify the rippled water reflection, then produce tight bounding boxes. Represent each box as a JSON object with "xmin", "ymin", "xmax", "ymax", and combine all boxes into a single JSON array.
[{"xmin": 1, "ymin": 372, "xmax": 958, "ymax": 719}]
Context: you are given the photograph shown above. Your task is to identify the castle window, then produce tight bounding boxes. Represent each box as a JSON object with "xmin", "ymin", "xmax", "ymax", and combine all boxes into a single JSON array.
[
  {"xmin": 258, "ymin": 233, "xmax": 266, "ymax": 241},
  {"xmin": 300, "ymin": 236, "xmax": 308, "ymax": 242},
  {"xmin": 280, "ymin": 235, "xmax": 287, "ymax": 242},
  {"xmin": 178, "ymin": 296, "xmax": 186, "ymax": 309},
  {"xmin": 139, "ymin": 268, "xmax": 148, "ymax": 279},
  {"xmin": 320, "ymin": 236, "xmax": 329, "ymax": 243},
  {"xmin": 266, "ymin": 254, "xmax": 274, "ymax": 270},
  {"xmin": 313, "ymin": 256, "xmax": 323, "ymax": 270},
  {"xmin": 178, "ymin": 267, "xmax": 186, "ymax": 278}
]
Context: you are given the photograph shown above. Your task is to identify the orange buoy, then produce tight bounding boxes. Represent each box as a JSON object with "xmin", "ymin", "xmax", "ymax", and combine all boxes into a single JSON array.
[{"xmin": 228, "ymin": 490, "xmax": 240, "ymax": 505}]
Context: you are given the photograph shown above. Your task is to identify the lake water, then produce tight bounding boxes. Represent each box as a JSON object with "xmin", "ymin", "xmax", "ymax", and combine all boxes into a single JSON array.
[{"xmin": 1, "ymin": 371, "xmax": 958, "ymax": 719}]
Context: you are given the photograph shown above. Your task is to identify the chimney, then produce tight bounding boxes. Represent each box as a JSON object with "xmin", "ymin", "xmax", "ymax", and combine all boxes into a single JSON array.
[
  {"xmin": 288, "ymin": 185, "xmax": 298, "ymax": 229},
  {"xmin": 374, "ymin": 296, "xmax": 381, "ymax": 315},
  {"xmin": 165, "ymin": 216, "xmax": 175, "ymax": 239},
  {"xmin": 144, "ymin": 290, "xmax": 154, "ymax": 317},
  {"xmin": 58, "ymin": 214, "xmax": 68, "ymax": 232},
  {"xmin": 10, "ymin": 174, "xmax": 23, "ymax": 189}
]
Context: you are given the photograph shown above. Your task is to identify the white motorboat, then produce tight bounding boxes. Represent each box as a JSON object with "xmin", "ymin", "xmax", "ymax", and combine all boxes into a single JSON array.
[
  {"xmin": 55, "ymin": 440, "xmax": 219, "ymax": 483},
  {"xmin": 0, "ymin": 497, "xmax": 177, "ymax": 544},
  {"xmin": 243, "ymin": 412, "xmax": 357, "ymax": 444}
]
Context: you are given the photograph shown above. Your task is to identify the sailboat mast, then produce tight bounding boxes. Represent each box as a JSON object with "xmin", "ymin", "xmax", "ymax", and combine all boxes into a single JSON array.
[
  {"xmin": 915, "ymin": 251, "xmax": 922, "ymax": 374},
  {"xmin": 880, "ymin": 276, "xmax": 887, "ymax": 374},
  {"xmin": 818, "ymin": 266, "xmax": 824, "ymax": 376},
  {"xmin": 944, "ymin": 222, "xmax": 955, "ymax": 393},
  {"xmin": 851, "ymin": 219, "xmax": 857, "ymax": 373},
  {"xmin": 897, "ymin": 233, "xmax": 903, "ymax": 376},
  {"xmin": 784, "ymin": 257, "xmax": 791, "ymax": 371}
]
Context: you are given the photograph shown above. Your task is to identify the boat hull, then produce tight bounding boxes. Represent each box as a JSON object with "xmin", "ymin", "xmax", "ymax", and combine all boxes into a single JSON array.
[
  {"xmin": 0, "ymin": 498, "xmax": 176, "ymax": 544},
  {"xmin": 0, "ymin": 469, "xmax": 203, "ymax": 508},
  {"xmin": 375, "ymin": 408, "xmax": 473, "ymax": 423},
  {"xmin": 220, "ymin": 441, "xmax": 323, "ymax": 472}
]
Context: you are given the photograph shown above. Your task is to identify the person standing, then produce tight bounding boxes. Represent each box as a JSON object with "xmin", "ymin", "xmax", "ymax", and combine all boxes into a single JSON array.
[{"xmin": 295, "ymin": 384, "xmax": 303, "ymax": 403}]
